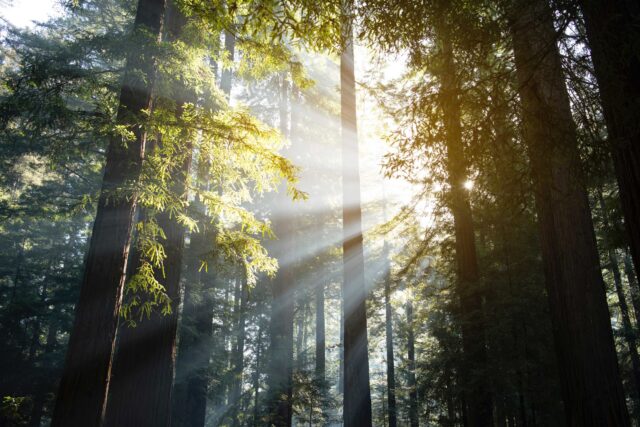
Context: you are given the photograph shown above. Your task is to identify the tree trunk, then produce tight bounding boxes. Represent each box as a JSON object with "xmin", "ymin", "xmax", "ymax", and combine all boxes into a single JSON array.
[
  {"xmin": 406, "ymin": 293, "xmax": 418, "ymax": 427},
  {"xmin": 253, "ymin": 304, "xmax": 264, "ymax": 427},
  {"xmin": 624, "ymin": 251, "xmax": 640, "ymax": 325},
  {"xmin": 51, "ymin": 1, "xmax": 166, "ymax": 425},
  {"xmin": 28, "ymin": 319, "xmax": 57, "ymax": 427},
  {"xmin": 509, "ymin": 0, "xmax": 629, "ymax": 424},
  {"xmin": 230, "ymin": 270, "xmax": 248, "ymax": 427},
  {"xmin": 315, "ymin": 282, "xmax": 326, "ymax": 382},
  {"xmin": 341, "ymin": 5, "xmax": 373, "ymax": 426},
  {"xmin": 436, "ymin": 26, "xmax": 493, "ymax": 427},
  {"xmin": 383, "ymin": 243, "xmax": 397, "ymax": 427},
  {"xmin": 104, "ymin": 5, "xmax": 190, "ymax": 426},
  {"xmin": 579, "ymin": 0, "xmax": 640, "ymax": 283},
  {"xmin": 266, "ymin": 74, "xmax": 294, "ymax": 427}
]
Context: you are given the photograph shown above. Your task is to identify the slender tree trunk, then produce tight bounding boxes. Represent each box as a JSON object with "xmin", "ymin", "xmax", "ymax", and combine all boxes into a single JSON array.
[
  {"xmin": 28, "ymin": 320, "xmax": 57, "ymax": 427},
  {"xmin": 51, "ymin": 1, "xmax": 166, "ymax": 425},
  {"xmin": 624, "ymin": 251, "xmax": 640, "ymax": 325},
  {"xmin": 220, "ymin": 31, "xmax": 235, "ymax": 100},
  {"xmin": 406, "ymin": 292, "xmax": 419, "ymax": 427},
  {"xmin": 436, "ymin": 26, "xmax": 493, "ymax": 427},
  {"xmin": 383, "ymin": 243, "xmax": 397, "ymax": 427},
  {"xmin": 315, "ymin": 283, "xmax": 326, "ymax": 382},
  {"xmin": 509, "ymin": 0, "xmax": 629, "ymax": 424},
  {"xmin": 579, "ymin": 0, "xmax": 640, "ymax": 282},
  {"xmin": 341, "ymin": 4, "xmax": 372, "ymax": 426},
  {"xmin": 230, "ymin": 270, "xmax": 248, "ymax": 427},
  {"xmin": 253, "ymin": 305, "xmax": 264, "ymax": 427},
  {"xmin": 267, "ymin": 74, "xmax": 295, "ymax": 427}
]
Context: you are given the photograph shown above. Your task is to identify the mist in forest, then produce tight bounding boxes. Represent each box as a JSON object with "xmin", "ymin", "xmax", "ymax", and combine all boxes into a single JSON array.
[{"xmin": 1, "ymin": 0, "xmax": 639, "ymax": 426}]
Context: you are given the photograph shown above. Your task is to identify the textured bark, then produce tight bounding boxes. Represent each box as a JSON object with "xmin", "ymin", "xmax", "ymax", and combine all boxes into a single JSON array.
[
  {"xmin": 509, "ymin": 0, "xmax": 629, "ymax": 424},
  {"xmin": 579, "ymin": 0, "xmax": 640, "ymax": 283},
  {"xmin": 51, "ymin": 1, "xmax": 166, "ymax": 425},
  {"xmin": 383, "ymin": 243, "xmax": 397, "ymax": 427},
  {"xmin": 104, "ymin": 5, "xmax": 190, "ymax": 426},
  {"xmin": 437, "ymin": 28, "xmax": 493, "ymax": 427},
  {"xmin": 341, "ymin": 7, "xmax": 372, "ymax": 426}
]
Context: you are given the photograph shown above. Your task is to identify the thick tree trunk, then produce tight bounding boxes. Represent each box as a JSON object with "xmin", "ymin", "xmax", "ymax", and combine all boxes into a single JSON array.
[
  {"xmin": 383, "ymin": 243, "xmax": 397, "ymax": 427},
  {"xmin": 579, "ymin": 0, "xmax": 640, "ymax": 282},
  {"xmin": 406, "ymin": 295, "xmax": 418, "ymax": 427},
  {"xmin": 437, "ymin": 28, "xmax": 493, "ymax": 427},
  {"xmin": 341, "ymin": 6, "xmax": 372, "ymax": 426},
  {"xmin": 51, "ymin": 1, "xmax": 166, "ymax": 425},
  {"xmin": 266, "ymin": 75, "xmax": 295, "ymax": 427},
  {"xmin": 104, "ymin": 6, "xmax": 190, "ymax": 426},
  {"xmin": 509, "ymin": 0, "xmax": 629, "ymax": 424}
]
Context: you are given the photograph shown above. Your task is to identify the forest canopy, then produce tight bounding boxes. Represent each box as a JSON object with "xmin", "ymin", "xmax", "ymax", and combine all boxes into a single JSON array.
[{"xmin": 0, "ymin": 0, "xmax": 639, "ymax": 426}]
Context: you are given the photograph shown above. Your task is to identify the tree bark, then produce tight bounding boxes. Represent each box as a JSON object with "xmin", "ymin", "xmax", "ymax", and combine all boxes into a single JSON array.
[
  {"xmin": 436, "ymin": 26, "xmax": 493, "ymax": 427},
  {"xmin": 406, "ymin": 293, "xmax": 418, "ymax": 427},
  {"xmin": 623, "ymin": 251, "xmax": 640, "ymax": 325},
  {"xmin": 383, "ymin": 243, "xmax": 397, "ymax": 427},
  {"xmin": 509, "ymin": 0, "xmax": 629, "ymax": 424},
  {"xmin": 579, "ymin": 0, "xmax": 640, "ymax": 283},
  {"xmin": 341, "ymin": 5, "xmax": 373, "ymax": 426},
  {"xmin": 230, "ymin": 270, "xmax": 248, "ymax": 427},
  {"xmin": 51, "ymin": 1, "xmax": 166, "ymax": 425}
]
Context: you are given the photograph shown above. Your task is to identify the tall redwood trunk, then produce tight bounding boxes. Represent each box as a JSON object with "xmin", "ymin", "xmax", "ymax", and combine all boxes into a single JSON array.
[
  {"xmin": 51, "ymin": 1, "xmax": 166, "ymax": 425},
  {"xmin": 509, "ymin": 0, "xmax": 629, "ymax": 424},
  {"xmin": 341, "ymin": 5, "xmax": 372, "ymax": 426},
  {"xmin": 579, "ymin": 0, "xmax": 640, "ymax": 281},
  {"xmin": 406, "ymin": 293, "xmax": 418, "ymax": 427},
  {"xmin": 104, "ymin": 5, "xmax": 190, "ymax": 426},
  {"xmin": 436, "ymin": 27, "xmax": 493, "ymax": 427},
  {"xmin": 383, "ymin": 243, "xmax": 397, "ymax": 427},
  {"xmin": 266, "ymin": 75, "xmax": 295, "ymax": 427}
]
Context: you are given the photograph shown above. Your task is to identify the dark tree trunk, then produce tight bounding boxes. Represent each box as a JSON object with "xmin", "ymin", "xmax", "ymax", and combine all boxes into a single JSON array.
[
  {"xmin": 171, "ymin": 241, "xmax": 216, "ymax": 427},
  {"xmin": 104, "ymin": 5, "xmax": 190, "ymax": 426},
  {"xmin": 406, "ymin": 295, "xmax": 418, "ymax": 427},
  {"xmin": 315, "ymin": 282, "xmax": 326, "ymax": 381},
  {"xmin": 624, "ymin": 251, "xmax": 640, "ymax": 325},
  {"xmin": 579, "ymin": 0, "xmax": 640, "ymax": 283},
  {"xmin": 51, "ymin": 1, "xmax": 166, "ymax": 425},
  {"xmin": 230, "ymin": 270, "xmax": 248, "ymax": 427},
  {"xmin": 266, "ymin": 75, "xmax": 294, "ymax": 427},
  {"xmin": 253, "ymin": 304, "xmax": 265, "ymax": 427},
  {"xmin": 509, "ymin": 0, "xmax": 629, "ymax": 424},
  {"xmin": 341, "ymin": 6, "xmax": 372, "ymax": 426},
  {"xmin": 383, "ymin": 243, "xmax": 397, "ymax": 427},
  {"xmin": 28, "ymin": 320, "xmax": 57, "ymax": 427},
  {"xmin": 437, "ymin": 27, "xmax": 493, "ymax": 427}
]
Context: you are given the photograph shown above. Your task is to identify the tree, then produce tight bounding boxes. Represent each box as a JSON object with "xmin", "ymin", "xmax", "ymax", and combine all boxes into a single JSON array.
[
  {"xmin": 51, "ymin": 1, "xmax": 167, "ymax": 424},
  {"xmin": 509, "ymin": 0, "xmax": 629, "ymax": 423},
  {"xmin": 578, "ymin": 0, "xmax": 640, "ymax": 280},
  {"xmin": 340, "ymin": 2, "xmax": 373, "ymax": 425}
]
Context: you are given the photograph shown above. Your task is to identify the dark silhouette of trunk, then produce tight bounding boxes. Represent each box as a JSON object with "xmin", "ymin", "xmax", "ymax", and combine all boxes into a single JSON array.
[
  {"xmin": 436, "ymin": 26, "xmax": 493, "ymax": 427},
  {"xmin": 315, "ymin": 282, "xmax": 325, "ymax": 381},
  {"xmin": 295, "ymin": 300, "xmax": 305, "ymax": 370},
  {"xmin": 51, "ymin": 1, "xmax": 166, "ymax": 425},
  {"xmin": 338, "ymin": 291, "xmax": 344, "ymax": 394},
  {"xmin": 341, "ymin": 5, "xmax": 372, "ymax": 426},
  {"xmin": 230, "ymin": 270, "xmax": 248, "ymax": 427},
  {"xmin": 104, "ymin": 5, "xmax": 190, "ymax": 426},
  {"xmin": 406, "ymin": 294, "xmax": 418, "ymax": 427},
  {"xmin": 624, "ymin": 252, "xmax": 640, "ymax": 325},
  {"xmin": 28, "ymin": 320, "xmax": 57, "ymax": 427},
  {"xmin": 383, "ymin": 243, "xmax": 397, "ymax": 427},
  {"xmin": 266, "ymin": 74, "xmax": 294, "ymax": 427},
  {"xmin": 579, "ymin": 0, "xmax": 640, "ymax": 282},
  {"xmin": 220, "ymin": 31, "xmax": 235, "ymax": 99},
  {"xmin": 597, "ymin": 192, "xmax": 640, "ymax": 400},
  {"xmin": 253, "ymin": 304, "xmax": 265, "ymax": 427},
  {"xmin": 509, "ymin": 0, "xmax": 629, "ymax": 424},
  {"xmin": 171, "ymin": 243, "xmax": 216, "ymax": 427}
]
